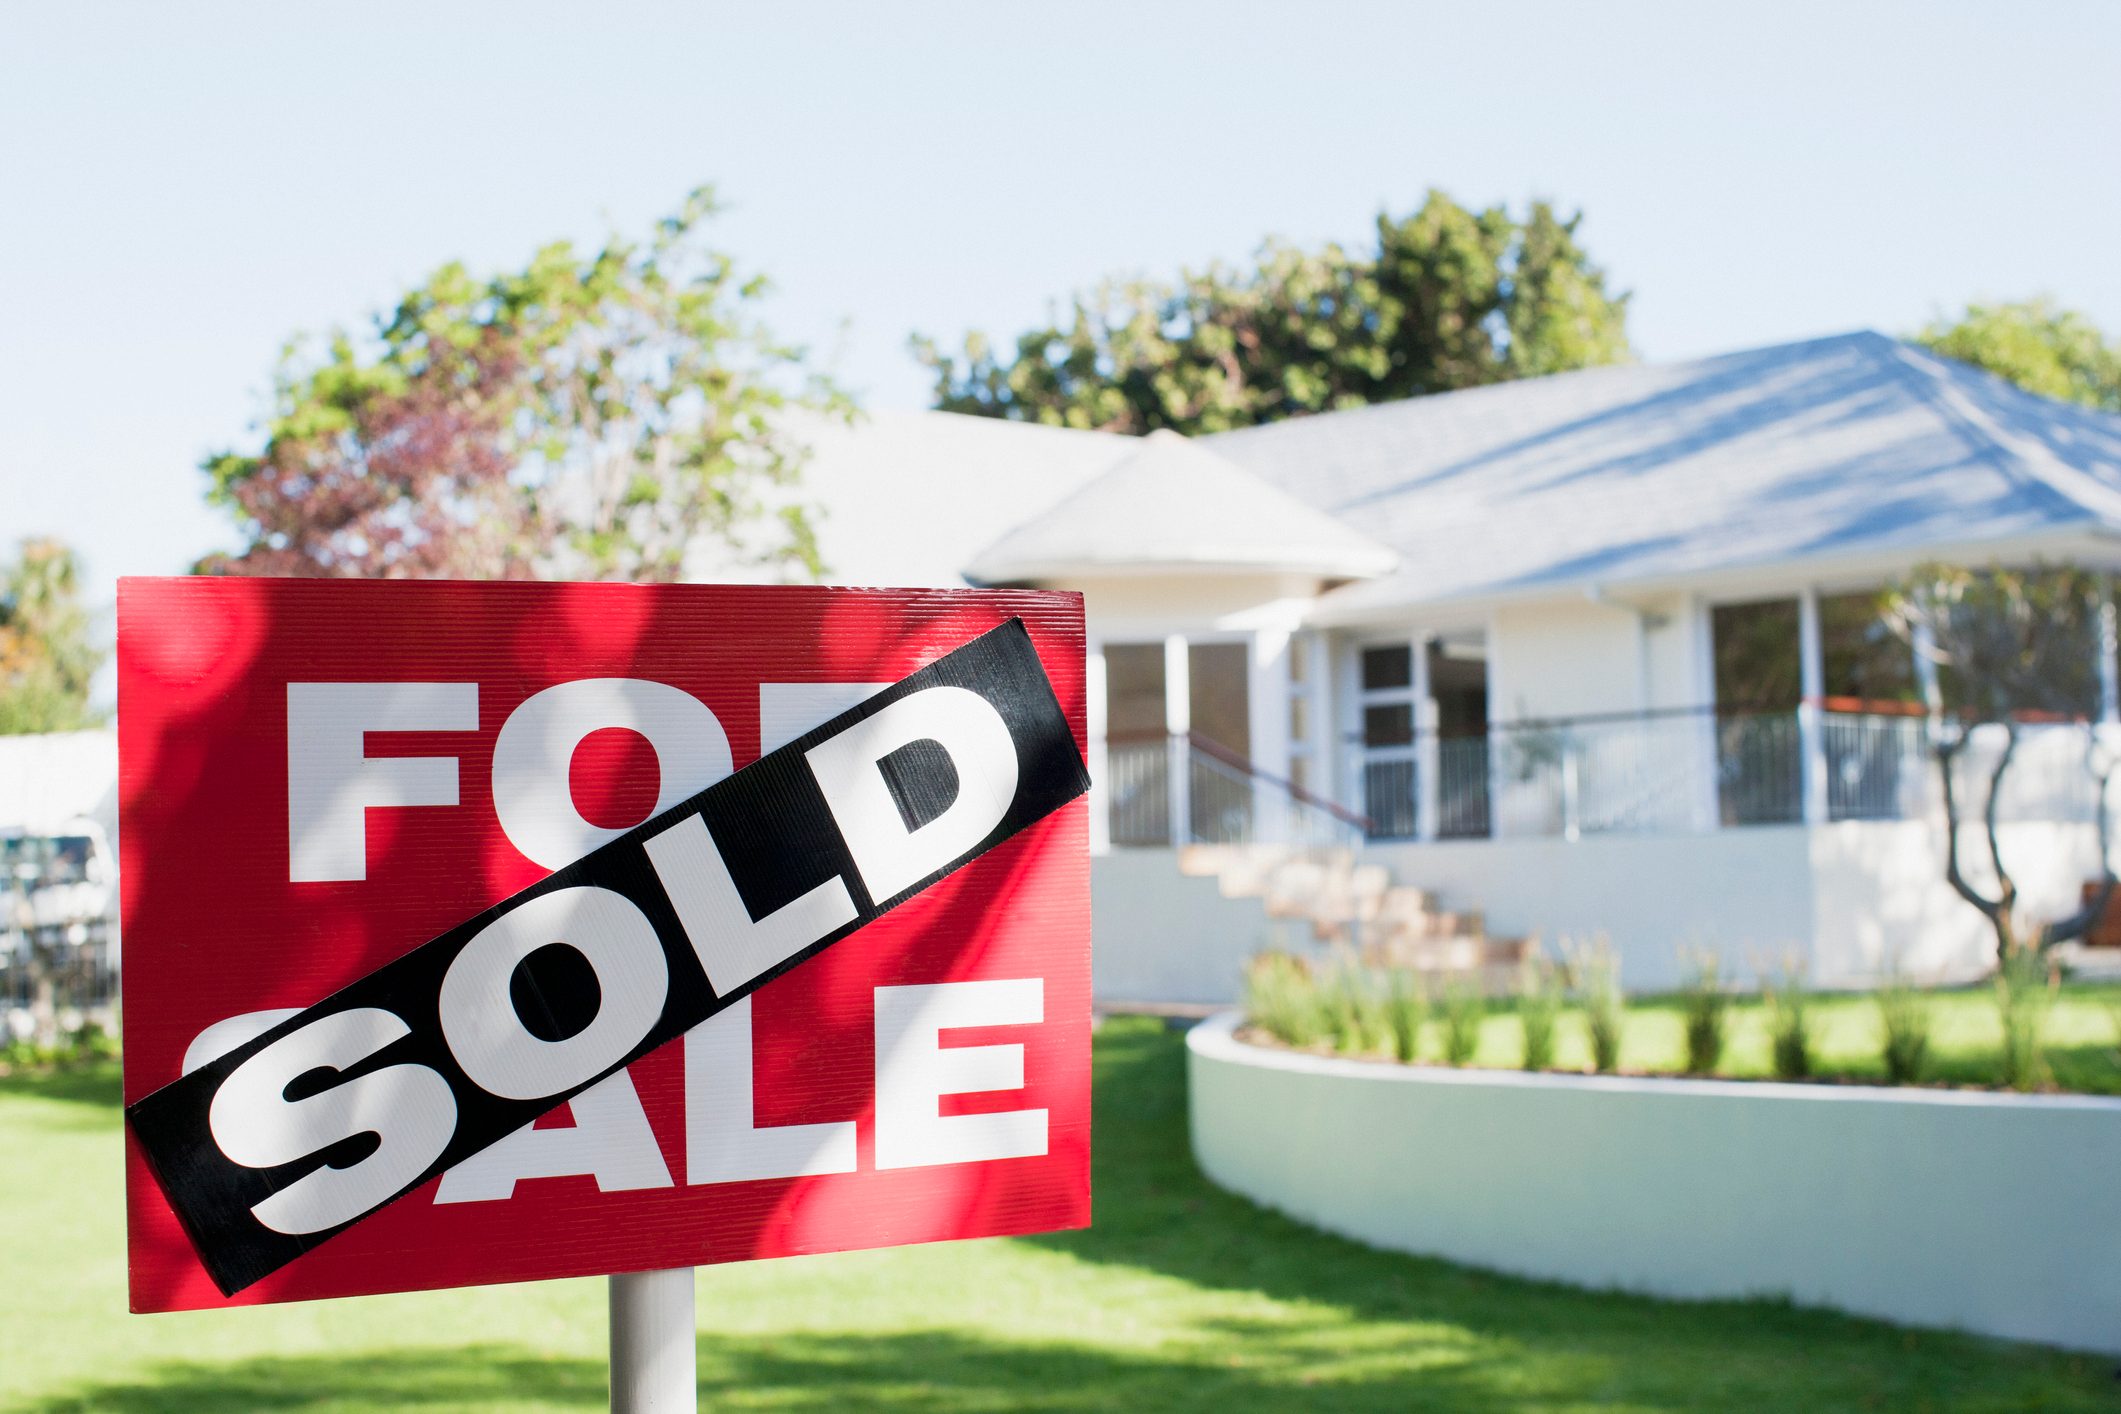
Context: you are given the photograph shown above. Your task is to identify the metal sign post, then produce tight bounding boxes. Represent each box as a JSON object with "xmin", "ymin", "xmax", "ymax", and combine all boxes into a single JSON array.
[{"xmin": 609, "ymin": 1267, "xmax": 696, "ymax": 1412}]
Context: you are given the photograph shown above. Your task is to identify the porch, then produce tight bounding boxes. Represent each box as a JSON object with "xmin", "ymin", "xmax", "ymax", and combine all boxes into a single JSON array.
[{"xmin": 1101, "ymin": 708, "xmax": 2106, "ymax": 849}]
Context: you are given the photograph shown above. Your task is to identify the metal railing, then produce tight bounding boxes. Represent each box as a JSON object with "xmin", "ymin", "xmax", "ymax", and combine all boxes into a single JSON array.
[
  {"xmin": 1, "ymin": 916, "xmax": 119, "ymax": 1040},
  {"xmin": 1105, "ymin": 709, "xmax": 2113, "ymax": 849},
  {"xmin": 1105, "ymin": 733, "xmax": 1369, "ymax": 849},
  {"xmin": 1822, "ymin": 711, "xmax": 1926, "ymax": 822},
  {"xmin": 4, "ymin": 832, "xmax": 122, "ymax": 1041},
  {"xmin": 1380, "ymin": 707, "xmax": 2109, "ymax": 844}
]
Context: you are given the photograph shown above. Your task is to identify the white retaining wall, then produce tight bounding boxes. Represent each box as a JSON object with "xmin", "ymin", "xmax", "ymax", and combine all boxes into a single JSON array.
[
  {"xmin": 1189, "ymin": 1012, "xmax": 2121, "ymax": 1356},
  {"xmin": 1092, "ymin": 851, "xmax": 1274, "ymax": 1004}
]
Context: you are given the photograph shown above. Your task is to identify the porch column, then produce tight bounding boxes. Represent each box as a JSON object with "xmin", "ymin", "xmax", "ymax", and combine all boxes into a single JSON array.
[
  {"xmin": 1301, "ymin": 631, "xmax": 1337, "ymax": 806},
  {"xmin": 1086, "ymin": 647, "xmax": 1110, "ymax": 855},
  {"xmin": 1250, "ymin": 629, "xmax": 1292, "ymax": 845},
  {"xmin": 1797, "ymin": 587, "xmax": 1829, "ymax": 825},
  {"xmin": 2100, "ymin": 598, "xmax": 2120, "ymax": 725},
  {"xmin": 1413, "ymin": 637, "xmax": 1439, "ymax": 842},
  {"xmin": 1687, "ymin": 594, "xmax": 1720, "ymax": 832},
  {"xmin": 1164, "ymin": 634, "xmax": 1191, "ymax": 846}
]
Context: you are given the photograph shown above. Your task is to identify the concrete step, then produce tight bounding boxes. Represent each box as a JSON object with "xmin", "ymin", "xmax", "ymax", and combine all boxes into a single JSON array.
[
  {"xmin": 1373, "ymin": 909, "xmax": 1483, "ymax": 942},
  {"xmin": 1374, "ymin": 885, "xmax": 1439, "ymax": 921},
  {"xmin": 1170, "ymin": 839, "xmax": 1503, "ymax": 982}
]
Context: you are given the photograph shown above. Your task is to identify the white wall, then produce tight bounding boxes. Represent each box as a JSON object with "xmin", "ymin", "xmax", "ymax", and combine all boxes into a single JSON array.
[
  {"xmin": 1189, "ymin": 1015, "xmax": 2121, "ymax": 1357},
  {"xmin": 1368, "ymin": 830, "xmax": 1816, "ymax": 991},
  {"xmin": 0, "ymin": 729, "xmax": 118, "ymax": 841},
  {"xmin": 1638, "ymin": 592, "xmax": 1698, "ymax": 711},
  {"xmin": 1369, "ymin": 819, "xmax": 2106, "ymax": 989},
  {"xmin": 1490, "ymin": 598, "xmax": 1644, "ymax": 721},
  {"xmin": 1077, "ymin": 572, "xmax": 1317, "ymax": 643},
  {"xmin": 1810, "ymin": 819, "xmax": 2102, "ymax": 984},
  {"xmin": 1092, "ymin": 851, "xmax": 1278, "ymax": 1004}
]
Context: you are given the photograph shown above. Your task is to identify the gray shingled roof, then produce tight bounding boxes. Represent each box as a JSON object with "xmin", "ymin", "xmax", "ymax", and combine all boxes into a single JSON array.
[
  {"xmin": 963, "ymin": 429, "xmax": 1397, "ymax": 584},
  {"xmin": 1204, "ymin": 331, "xmax": 2121, "ymax": 617}
]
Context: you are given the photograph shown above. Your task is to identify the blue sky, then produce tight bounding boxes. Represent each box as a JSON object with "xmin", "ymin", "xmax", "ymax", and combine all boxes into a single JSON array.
[{"xmin": 4, "ymin": 0, "xmax": 2119, "ymax": 617}]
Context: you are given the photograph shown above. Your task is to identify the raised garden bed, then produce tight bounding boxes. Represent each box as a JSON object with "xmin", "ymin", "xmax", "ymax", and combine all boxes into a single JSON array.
[{"xmin": 1188, "ymin": 1011, "xmax": 2121, "ymax": 1357}]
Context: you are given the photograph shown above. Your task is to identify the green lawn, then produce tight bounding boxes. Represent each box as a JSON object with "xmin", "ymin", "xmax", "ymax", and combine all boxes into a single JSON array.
[
  {"xmin": 1400, "ymin": 981, "xmax": 2121, "ymax": 1093},
  {"xmin": 2, "ymin": 1020, "xmax": 2112, "ymax": 1412}
]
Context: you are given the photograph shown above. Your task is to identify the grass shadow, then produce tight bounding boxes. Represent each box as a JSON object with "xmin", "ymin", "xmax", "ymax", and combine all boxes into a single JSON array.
[
  {"xmin": 0, "ymin": 1058, "xmax": 122, "ymax": 1112},
  {"xmin": 23, "ymin": 1327, "xmax": 1548, "ymax": 1414},
  {"xmin": 15, "ymin": 1345, "xmax": 605, "ymax": 1413}
]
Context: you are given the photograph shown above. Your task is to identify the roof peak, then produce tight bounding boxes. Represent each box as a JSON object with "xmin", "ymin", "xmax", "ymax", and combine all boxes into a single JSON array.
[{"xmin": 962, "ymin": 423, "xmax": 1395, "ymax": 584}]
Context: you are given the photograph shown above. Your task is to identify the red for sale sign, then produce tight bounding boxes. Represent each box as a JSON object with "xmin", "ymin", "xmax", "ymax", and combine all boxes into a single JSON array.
[{"xmin": 118, "ymin": 579, "xmax": 1091, "ymax": 1312}]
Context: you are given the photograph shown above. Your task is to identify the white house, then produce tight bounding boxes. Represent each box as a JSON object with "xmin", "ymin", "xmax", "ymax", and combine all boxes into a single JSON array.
[{"xmin": 760, "ymin": 330, "xmax": 2121, "ymax": 1001}]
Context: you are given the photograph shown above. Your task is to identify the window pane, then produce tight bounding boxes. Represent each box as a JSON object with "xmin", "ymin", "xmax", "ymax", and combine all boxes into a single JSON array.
[
  {"xmin": 1820, "ymin": 591, "xmax": 1916, "ymax": 706},
  {"xmin": 1361, "ymin": 644, "xmax": 1412, "ymax": 691},
  {"xmin": 1427, "ymin": 638, "xmax": 1489, "ymax": 737},
  {"xmin": 1104, "ymin": 643, "xmax": 1166, "ymax": 738},
  {"xmin": 1289, "ymin": 695, "xmax": 1308, "ymax": 741},
  {"xmin": 1713, "ymin": 600, "xmax": 1800, "ymax": 711},
  {"xmin": 1189, "ymin": 642, "xmax": 1251, "ymax": 754},
  {"xmin": 1364, "ymin": 702, "xmax": 1414, "ymax": 747}
]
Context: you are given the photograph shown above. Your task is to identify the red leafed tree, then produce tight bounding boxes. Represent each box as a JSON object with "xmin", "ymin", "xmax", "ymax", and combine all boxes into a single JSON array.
[
  {"xmin": 201, "ymin": 332, "xmax": 533, "ymax": 578},
  {"xmin": 201, "ymin": 188, "xmax": 842, "ymax": 581}
]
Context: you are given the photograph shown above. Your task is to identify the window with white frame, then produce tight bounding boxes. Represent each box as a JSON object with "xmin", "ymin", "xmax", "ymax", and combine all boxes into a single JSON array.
[{"xmin": 1358, "ymin": 642, "xmax": 1418, "ymax": 838}]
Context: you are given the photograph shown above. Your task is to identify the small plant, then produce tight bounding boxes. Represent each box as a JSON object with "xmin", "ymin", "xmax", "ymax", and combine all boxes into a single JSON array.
[
  {"xmin": 1384, "ymin": 967, "xmax": 1427, "ymax": 1063},
  {"xmin": 1243, "ymin": 951, "xmax": 1327, "ymax": 1048},
  {"xmin": 1995, "ymin": 942, "xmax": 2052, "ymax": 1092},
  {"xmin": 1761, "ymin": 952, "xmax": 1812, "ymax": 1080},
  {"xmin": 1875, "ymin": 970, "xmax": 1932, "ymax": 1085},
  {"xmin": 1324, "ymin": 958, "xmax": 1391, "ymax": 1055},
  {"xmin": 1440, "ymin": 976, "xmax": 1483, "ymax": 1066},
  {"xmin": 1565, "ymin": 936, "xmax": 1625, "ymax": 1073},
  {"xmin": 1516, "ymin": 945, "xmax": 1561, "ymax": 1072},
  {"xmin": 1678, "ymin": 948, "xmax": 1728, "ymax": 1075}
]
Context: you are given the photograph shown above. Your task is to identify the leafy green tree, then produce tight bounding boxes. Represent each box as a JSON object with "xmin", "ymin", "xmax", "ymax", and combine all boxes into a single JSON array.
[
  {"xmin": 912, "ymin": 190, "xmax": 1630, "ymax": 434},
  {"xmin": 0, "ymin": 538, "xmax": 104, "ymax": 735},
  {"xmin": 1914, "ymin": 298, "xmax": 2121, "ymax": 412},
  {"xmin": 202, "ymin": 188, "xmax": 845, "ymax": 582}
]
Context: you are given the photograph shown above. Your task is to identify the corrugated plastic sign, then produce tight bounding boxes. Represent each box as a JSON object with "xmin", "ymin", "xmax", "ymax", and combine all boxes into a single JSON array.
[{"xmin": 118, "ymin": 578, "xmax": 1091, "ymax": 1311}]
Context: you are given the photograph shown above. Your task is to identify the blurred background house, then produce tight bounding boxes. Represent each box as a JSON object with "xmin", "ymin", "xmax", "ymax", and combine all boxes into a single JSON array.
[{"xmin": 0, "ymin": 728, "xmax": 120, "ymax": 1039}]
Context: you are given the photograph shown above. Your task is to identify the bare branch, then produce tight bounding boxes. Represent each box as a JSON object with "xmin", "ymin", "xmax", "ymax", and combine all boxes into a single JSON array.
[
  {"xmin": 1982, "ymin": 720, "xmax": 2020, "ymax": 922},
  {"xmin": 1935, "ymin": 723, "xmax": 2003, "ymax": 921}
]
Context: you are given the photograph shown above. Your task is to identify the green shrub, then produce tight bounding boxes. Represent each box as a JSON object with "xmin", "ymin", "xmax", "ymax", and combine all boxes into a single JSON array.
[
  {"xmin": 1875, "ymin": 972, "xmax": 1932, "ymax": 1084},
  {"xmin": 1678, "ymin": 948, "xmax": 1728, "ymax": 1075},
  {"xmin": 1243, "ymin": 951, "xmax": 1327, "ymax": 1048},
  {"xmin": 1324, "ymin": 958, "xmax": 1391, "ymax": 1055},
  {"xmin": 1440, "ymin": 976, "xmax": 1483, "ymax": 1066},
  {"xmin": 1384, "ymin": 968, "xmax": 1427, "ymax": 1063},
  {"xmin": 1566, "ymin": 936, "xmax": 1625, "ymax": 1073},
  {"xmin": 1516, "ymin": 946, "xmax": 1560, "ymax": 1071},
  {"xmin": 0, "ymin": 1016, "xmax": 119, "ymax": 1073},
  {"xmin": 1996, "ymin": 944, "xmax": 2051, "ymax": 1091},
  {"xmin": 1762, "ymin": 953, "xmax": 1812, "ymax": 1080}
]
